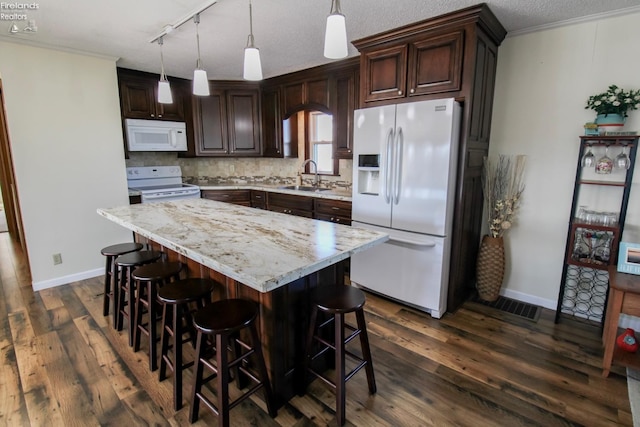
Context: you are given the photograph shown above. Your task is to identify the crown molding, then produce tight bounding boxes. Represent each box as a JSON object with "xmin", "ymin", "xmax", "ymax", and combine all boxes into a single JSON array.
[{"xmin": 507, "ymin": 5, "xmax": 640, "ymax": 38}]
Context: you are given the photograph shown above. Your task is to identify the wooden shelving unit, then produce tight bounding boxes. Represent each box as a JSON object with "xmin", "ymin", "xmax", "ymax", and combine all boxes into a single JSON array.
[{"xmin": 555, "ymin": 135, "xmax": 639, "ymax": 324}]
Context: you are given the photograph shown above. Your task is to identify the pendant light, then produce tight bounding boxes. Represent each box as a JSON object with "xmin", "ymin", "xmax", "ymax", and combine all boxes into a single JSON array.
[
  {"xmin": 157, "ymin": 37, "xmax": 173, "ymax": 104},
  {"xmin": 323, "ymin": 0, "xmax": 348, "ymax": 59},
  {"xmin": 243, "ymin": 0, "xmax": 263, "ymax": 81},
  {"xmin": 192, "ymin": 13, "xmax": 210, "ymax": 96}
]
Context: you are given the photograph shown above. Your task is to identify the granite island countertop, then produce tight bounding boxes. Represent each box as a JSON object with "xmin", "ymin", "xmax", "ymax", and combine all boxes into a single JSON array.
[{"xmin": 97, "ymin": 198, "xmax": 387, "ymax": 293}]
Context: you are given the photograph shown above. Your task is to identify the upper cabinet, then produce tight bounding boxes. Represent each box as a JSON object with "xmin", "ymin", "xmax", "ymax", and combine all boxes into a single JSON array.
[
  {"xmin": 261, "ymin": 58, "xmax": 359, "ymax": 159},
  {"xmin": 192, "ymin": 82, "xmax": 261, "ymax": 157},
  {"xmin": 359, "ymin": 30, "xmax": 463, "ymax": 103},
  {"xmin": 282, "ymin": 78, "xmax": 331, "ymax": 116},
  {"xmin": 118, "ymin": 69, "xmax": 186, "ymax": 122}
]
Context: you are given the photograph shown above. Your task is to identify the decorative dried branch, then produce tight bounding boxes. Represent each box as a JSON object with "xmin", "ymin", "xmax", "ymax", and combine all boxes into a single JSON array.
[{"xmin": 482, "ymin": 154, "xmax": 526, "ymax": 238}]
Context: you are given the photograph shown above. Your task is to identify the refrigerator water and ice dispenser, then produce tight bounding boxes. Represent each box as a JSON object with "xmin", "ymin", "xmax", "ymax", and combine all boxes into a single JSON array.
[{"xmin": 357, "ymin": 154, "xmax": 380, "ymax": 196}]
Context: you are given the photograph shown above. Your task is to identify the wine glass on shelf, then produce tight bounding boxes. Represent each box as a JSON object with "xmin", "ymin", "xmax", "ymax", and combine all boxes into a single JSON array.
[
  {"xmin": 615, "ymin": 146, "xmax": 631, "ymax": 170},
  {"xmin": 581, "ymin": 147, "xmax": 595, "ymax": 168},
  {"xmin": 596, "ymin": 146, "xmax": 613, "ymax": 174}
]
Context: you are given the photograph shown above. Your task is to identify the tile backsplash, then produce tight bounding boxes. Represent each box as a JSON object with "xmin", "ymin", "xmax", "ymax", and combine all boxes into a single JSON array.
[{"xmin": 126, "ymin": 153, "xmax": 353, "ymax": 190}]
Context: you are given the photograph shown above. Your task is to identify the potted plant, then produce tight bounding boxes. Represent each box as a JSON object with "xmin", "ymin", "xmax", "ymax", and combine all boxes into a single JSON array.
[
  {"xmin": 585, "ymin": 84, "xmax": 640, "ymax": 127},
  {"xmin": 476, "ymin": 155, "xmax": 526, "ymax": 302}
]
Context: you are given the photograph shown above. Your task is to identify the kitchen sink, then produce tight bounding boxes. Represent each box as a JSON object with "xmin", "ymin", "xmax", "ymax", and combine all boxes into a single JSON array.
[{"xmin": 278, "ymin": 185, "xmax": 330, "ymax": 192}]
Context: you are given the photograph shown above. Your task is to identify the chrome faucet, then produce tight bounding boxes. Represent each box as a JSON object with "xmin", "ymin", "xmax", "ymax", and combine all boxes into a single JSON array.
[{"xmin": 301, "ymin": 159, "xmax": 320, "ymax": 187}]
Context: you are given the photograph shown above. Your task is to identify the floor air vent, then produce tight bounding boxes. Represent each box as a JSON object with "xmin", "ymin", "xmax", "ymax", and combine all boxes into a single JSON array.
[{"xmin": 471, "ymin": 294, "xmax": 541, "ymax": 322}]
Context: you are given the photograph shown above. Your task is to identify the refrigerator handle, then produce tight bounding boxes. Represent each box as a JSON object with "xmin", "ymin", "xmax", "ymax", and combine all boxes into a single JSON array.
[
  {"xmin": 394, "ymin": 127, "xmax": 404, "ymax": 205},
  {"xmin": 389, "ymin": 236, "xmax": 436, "ymax": 247},
  {"xmin": 385, "ymin": 128, "xmax": 394, "ymax": 204}
]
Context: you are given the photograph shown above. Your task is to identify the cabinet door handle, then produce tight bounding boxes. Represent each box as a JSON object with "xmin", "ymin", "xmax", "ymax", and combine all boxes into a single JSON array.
[
  {"xmin": 255, "ymin": 195, "xmax": 262, "ymax": 199},
  {"xmin": 158, "ymin": 114, "xmax": 162, "ymax": 118},
  {"xmin": 331, "ymin": 207, "xmax": 340, "ymax": 210},
  {"xmin": 336, "ymin": 218, "xmax": 341, "ymax": 223},
  {"xmin": 398, "ymin": 90, "xmax": 403, "ymax": 95},
  {"xmin": 410, "ymin": 88, "xmax": 415, "ymax": 94},
  {"xmin": 150, "ymin": 113, "xmax": 155, "ymax": 117}
]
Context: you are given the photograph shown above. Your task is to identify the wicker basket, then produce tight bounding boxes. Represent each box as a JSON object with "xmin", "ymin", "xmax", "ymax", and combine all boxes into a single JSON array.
[{"xmin": 476, "ymin": 235, "xmax": 505, "ymax": 302}]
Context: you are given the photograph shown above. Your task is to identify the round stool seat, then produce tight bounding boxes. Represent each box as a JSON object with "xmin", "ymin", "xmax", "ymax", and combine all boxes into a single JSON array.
[
  {"xmin": 193, "ymin": 299, "xmax": 258, "ymax": 335},
  {"xmin": 132, "ymin": 261, "xmax": 182, "ymax": 281},
  {"xmin": 315, "ymin": 286, "xmax": 366, "ymax": 313},
  {"xmin": 101, "ymin": 242, "xmax": 143, "ymax": 257},
  {"xmin": 116, "ymin": 250, "xmax": 162, "ymax": 267},
  {"xmin": 158, "ymin": 278, "xmax": 216, "ymax": 305}
]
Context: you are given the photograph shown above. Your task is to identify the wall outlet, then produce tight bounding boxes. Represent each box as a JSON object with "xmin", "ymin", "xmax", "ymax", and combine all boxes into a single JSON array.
[{"xmin": 52, "ymin": 253, "xmax": 62, "ymax": 265}]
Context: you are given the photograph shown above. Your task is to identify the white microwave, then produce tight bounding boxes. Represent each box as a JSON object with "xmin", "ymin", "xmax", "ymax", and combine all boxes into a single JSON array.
[{"xmin": 125, "ymin": 119, "xmax": 187, "ymax": 152}]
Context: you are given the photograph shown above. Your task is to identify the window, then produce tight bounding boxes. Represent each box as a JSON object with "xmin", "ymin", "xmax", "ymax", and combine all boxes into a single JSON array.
[{"xmin": 308, "ymin": 112, "xmax": 334, "ymax": 174}]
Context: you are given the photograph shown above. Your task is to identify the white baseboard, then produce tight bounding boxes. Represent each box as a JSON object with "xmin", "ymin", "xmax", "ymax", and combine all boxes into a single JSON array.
[
  {"xmin": 32, "ymin": 268, "xmax": 103, "ymax": 291},
  {"xmin": 500, "ymin": 288, "xmax": 557, "ymax": 311}
]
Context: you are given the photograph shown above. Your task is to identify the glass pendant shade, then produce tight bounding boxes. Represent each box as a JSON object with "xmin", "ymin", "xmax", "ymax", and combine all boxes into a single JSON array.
[
  {"xmin": 324, "ymin": 12, "xmax": 347, "ymax": 59},
  {"xmin": 243, "ymin": 47, "xmax": 263, "ymax": 81},
  {"xmin": 193, "ymin": 68, "xmax": 210, "ymax": 96},
  {"xmin": 157, "ymin": 80, "xmax": 173, "ymax": 104}
]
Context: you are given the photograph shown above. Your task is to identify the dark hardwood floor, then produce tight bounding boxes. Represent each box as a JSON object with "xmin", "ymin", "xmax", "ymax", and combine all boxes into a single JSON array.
[{"xmin": 0, "ymin": 232, "xmax": 632, "ymax": 426}]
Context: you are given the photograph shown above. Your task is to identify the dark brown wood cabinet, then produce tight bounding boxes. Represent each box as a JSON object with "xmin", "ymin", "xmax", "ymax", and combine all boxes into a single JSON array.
[
  {"xmin": 314, "ymin": 198, "xmax": 352, "ymax": 225},
  {"xmin": 261, "ymin": 58, "xmax": 359, "ymax": 160},
  {"xmin": 334, "ymin": 68, "xmax": 358, "ymax": 158},
  {"xmin": 193, "ymin": 82, "xmax": 261, "ymax": 157},
  {"xmin": 261, "ymin": 87, "xmax": 285, "ymax": 157},
  {"xmin": 118, "ymin": 69, "xmax": 186, "ymax": 121},
  {"xmin": 201, "ymin": 189, "xmax": 252, "ymax": 206},
  {"xmin": 353, "ymin": 4, "xmax": 506, "ymax": 313},
  {"xmin": 282, "ymin": 78, "xmax": 330, "ymax": 117},
  {"xmin": 266, "ymin": 192, "xmax": 314, "ymax": 218},
  {"xmin": 358, "ymin": 29, "xmax": 464, "ymax": 103},
  {"xmin": 250, "ymin": 190, "xmax": 267, "ymax": 209}
]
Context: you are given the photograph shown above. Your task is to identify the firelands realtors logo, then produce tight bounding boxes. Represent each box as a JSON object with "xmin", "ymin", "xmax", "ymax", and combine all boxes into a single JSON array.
[{"xmin": 0, "ymin": 2, "xmax": 39, "ymax": 21}]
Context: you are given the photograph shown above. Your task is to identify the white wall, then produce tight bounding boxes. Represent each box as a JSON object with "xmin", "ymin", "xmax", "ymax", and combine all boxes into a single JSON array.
[
  {"xmin": 490, "ymin": 12, "xmax": 640, "ymax": 309},
  {"xmin": 0, "ymin": 41, "xmax": 132, "ymax": 290}
]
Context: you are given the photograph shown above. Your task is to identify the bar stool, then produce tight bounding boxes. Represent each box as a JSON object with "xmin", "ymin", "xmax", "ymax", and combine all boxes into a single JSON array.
[
  {"xmin": 132, "ymin": 261, "xmax": 183, "ymax": 371},
  {"xmin": 100, "ymin": 242, "xmax": 143, "ymax": 328},
  {"xmin": 302, "ymin": 286, "xmax": 376, "ymax": 426},
  {"xmin": 115, "ymin": 250, "xmax": 163, "ymax": 347},
  {"xmin": 158, "ymin": 278, "xmax": 217, "ymax": 410},
  {"xmin": 189, "ymin": 299, "xmax": 277, "ymax": 426}
]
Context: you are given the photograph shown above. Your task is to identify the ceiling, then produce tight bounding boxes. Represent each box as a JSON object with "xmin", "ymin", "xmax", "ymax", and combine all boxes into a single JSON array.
[{"xmin": 1, "ymin": 0, "xmax": 639, "ymax": 81}]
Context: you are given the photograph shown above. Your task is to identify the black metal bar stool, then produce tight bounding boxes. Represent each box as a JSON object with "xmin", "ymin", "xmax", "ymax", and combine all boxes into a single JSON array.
[
  {"xmin": 100, "ymin": 242, "xmax": 143, "ymax": 328},
  {"xmin": 158, "ymin": 278, "xmax": 217, "ymax": 410},
  {"xmin": 115, "ymin": 250, "xmax": 163, "ymax": 347},
  {"xmin": 132, "ymin": 261, "xmax": 183, "ymax": 371},
  {"xmin": 189, "ymin": 298, "xmax": 277, "ymax": 426},
  {"xmin": 302, "ymin": 286, "xmax": 376, "ymax": 426}
]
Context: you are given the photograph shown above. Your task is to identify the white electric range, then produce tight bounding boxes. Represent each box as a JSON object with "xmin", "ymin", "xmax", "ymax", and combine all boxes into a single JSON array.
[{"xmin": 126, "ymin": 166, "xmax": 200, "ymax": 203}]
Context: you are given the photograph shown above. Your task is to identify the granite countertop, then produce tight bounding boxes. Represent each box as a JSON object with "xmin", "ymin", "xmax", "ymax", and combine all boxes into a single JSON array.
[
  {"xmin": 128, "ymin": 183, "xmax": 352, "ymax": 201},
  {"xmin": 197, "ymin": 183, "xmax": 352, "ymax": 201},
  {"xmin": 97, "ymin": 199, "xmax": 387, "ymax": 293}
]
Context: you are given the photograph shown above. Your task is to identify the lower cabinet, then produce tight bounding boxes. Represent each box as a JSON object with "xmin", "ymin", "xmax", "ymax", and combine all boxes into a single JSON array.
[
  {"xmin": 250, "ymin": 190, "xmax": 267, "ymax": 209},
  {"xmin": 201, "ymin": 189, "xmax": 251, "ymax": 206},
  {"xmin": 202, "ymin": 189, "xmax": 352, "ymax": 223},
  {"xmin": 314, "ymin": 199, "xmax": 352, "ymax": 225},
  {"xmin": 266, "ymin": 192, "xmax": 314, "ymax": 218}
]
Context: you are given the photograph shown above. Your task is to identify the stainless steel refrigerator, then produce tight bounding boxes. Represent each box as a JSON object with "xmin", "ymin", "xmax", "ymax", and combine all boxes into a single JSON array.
[{"xmin": 350, "ymin": 98, "xmax": 461, "ymax": 318}]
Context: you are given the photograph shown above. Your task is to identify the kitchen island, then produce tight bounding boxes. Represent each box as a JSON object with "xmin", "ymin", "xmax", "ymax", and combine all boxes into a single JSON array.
[{"xmin": 97, "ymin": 198, "xmax": 388, "ymax": 405}]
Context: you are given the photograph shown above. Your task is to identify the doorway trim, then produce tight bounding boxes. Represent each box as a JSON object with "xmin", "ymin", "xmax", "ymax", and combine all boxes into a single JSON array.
[{"xmin": 0, "ymin": 79, "xmax": 29, "ymax": 266}]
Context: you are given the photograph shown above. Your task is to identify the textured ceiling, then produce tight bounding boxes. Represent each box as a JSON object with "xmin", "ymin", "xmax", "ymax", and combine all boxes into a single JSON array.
[{"xmin": 1, "ymin": 0, "xmax": 639, "ymax": 80}]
